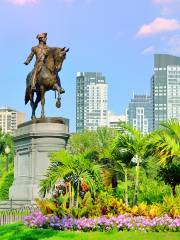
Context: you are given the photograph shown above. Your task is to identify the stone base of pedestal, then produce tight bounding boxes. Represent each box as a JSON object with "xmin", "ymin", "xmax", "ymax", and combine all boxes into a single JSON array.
[
  {"xmin": 9, "ymin": 117, "xmax": 69, "ymax": 201},
  {"xmin": 0, "ymin": 200, "xmax": 34, "ymax": 210}
]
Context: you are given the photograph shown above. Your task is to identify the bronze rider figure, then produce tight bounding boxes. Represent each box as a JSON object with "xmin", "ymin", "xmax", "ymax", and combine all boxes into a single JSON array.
[{"xmin": 24, "ymin": 32, "xmax": 65, "ymax": 94}]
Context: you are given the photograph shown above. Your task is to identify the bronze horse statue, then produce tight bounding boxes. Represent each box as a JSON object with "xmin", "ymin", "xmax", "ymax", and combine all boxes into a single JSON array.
[{"xmin": 25, "ymin": 47, "xmax": 69, "ymax": 119}]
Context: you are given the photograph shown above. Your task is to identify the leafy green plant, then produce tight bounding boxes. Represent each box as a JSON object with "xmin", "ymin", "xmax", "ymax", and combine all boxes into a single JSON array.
[
  {"xmin": 112, "ymin": 122, "xmax": 146, "ymax": 206},
  {"xmin": 89, "ymin": 192, "xmax": 130, "ymax": 217},
  {"xmin": 159, "ymin": 196, "xmax": 180, "ymax": 217},
  {"xmin": 35, "ymin": 198, "xmax": 58, "ymax": 215},
  {"xmin": 68, "ymin": 130, "xmax": 97, "ymax": 154},
  {"xmin": 40, "ymin": 149, "xmax": 102, "ymax": 218},
  {"xmin": 138, "ymin": 178, "xmax": 171, "ymax": 204},
  {"xmin": 0, "ymin": 170, "xmax": 14, "ymax": 200},
  {"xmin": 158, "ymin": 159, "xmax": 180, "ymax": 196},
  {"xmin": 145, "ymin": 119, "xmax": 180, "ymax": 165}
]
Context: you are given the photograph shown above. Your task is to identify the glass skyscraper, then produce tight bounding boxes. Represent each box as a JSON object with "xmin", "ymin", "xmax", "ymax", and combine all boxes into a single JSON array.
[
  {"xmin": 76, "ymin": 72, "xmax": 108, "ymax": 132},
  {"xmin": 127, "ymin": 94, "xmax": 153, "ymax": 135},
  {"xmin": 152, "ymin": 54, "xmax": 180, "ymax": 129}
]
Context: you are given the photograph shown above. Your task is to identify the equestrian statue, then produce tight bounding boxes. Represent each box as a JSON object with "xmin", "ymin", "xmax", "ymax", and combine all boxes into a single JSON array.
[{"xmin": 24, "ymin": 32, "xmax": 69, "ymax": 120}]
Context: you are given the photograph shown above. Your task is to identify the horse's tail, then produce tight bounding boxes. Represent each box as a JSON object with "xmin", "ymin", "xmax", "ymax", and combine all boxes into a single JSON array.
[
  {"xmin": 25, "ymin": 87, "xmax": 30, "ymax": 105},
  {"xmin": 25, "ymin": 72, "xmax": 31, "ymax": 104}
]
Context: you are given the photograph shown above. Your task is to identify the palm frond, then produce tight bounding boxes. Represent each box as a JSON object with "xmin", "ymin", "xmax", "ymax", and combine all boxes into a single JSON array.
[{"xmin": 145, "ymin": 120, "xmax": 180, "ymax": 165}]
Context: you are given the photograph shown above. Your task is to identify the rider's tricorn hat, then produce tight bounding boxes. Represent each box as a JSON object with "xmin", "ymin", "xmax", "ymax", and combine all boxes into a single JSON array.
[{"xmin": 36, "ymin": 32, "xmax": 47, "ymax": 40}]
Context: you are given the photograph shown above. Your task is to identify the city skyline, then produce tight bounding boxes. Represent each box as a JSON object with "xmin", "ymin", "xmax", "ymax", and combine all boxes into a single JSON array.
[{"xmin": 1, "ymin": 0, "xmax": 180, "ymax": 131}]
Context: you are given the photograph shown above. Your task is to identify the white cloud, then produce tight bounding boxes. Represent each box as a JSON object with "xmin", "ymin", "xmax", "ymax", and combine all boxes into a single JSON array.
[
  {"xmin": 136, "ymin": 17, "xmax": 180, "ymax": 37},
  {"xmin": 9, "ymin": 0, "xmax": 38, "ymax": 5},
  {"xmin": 142, "ymin": 46, "xmax": 156, "ymax": 55}
]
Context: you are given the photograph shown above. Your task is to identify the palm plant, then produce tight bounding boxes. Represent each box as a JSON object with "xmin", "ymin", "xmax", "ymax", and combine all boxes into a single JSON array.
[
  {"xmin": 112, "ymin": 122, "xmax": 146, "ymax": 206},
  {"xmin": 40, "ymin": 149, "xmax": 102, "ymax": 209},
  {"xmin": 95, "ymin": 127, "xmax": 120, "ymax": 188},
  {"xmin": 68, "ymin": 127, "xmax": 119, "ymax": 190},
  {"xmin": 145, "ymin": 119, "xmax": 180, "ymax": 196},
  {"xmin": 145, "ymin": 119, "xmax": 180, "ymax": 165},
  {"xmin": 111, "ymin": 146, "xmax": 134, "ymax": 205}
]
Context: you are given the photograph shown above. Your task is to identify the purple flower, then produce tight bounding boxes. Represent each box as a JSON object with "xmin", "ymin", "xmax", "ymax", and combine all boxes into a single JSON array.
[{"xmin": 23, "ymin": 212, "xmax": 180, "ymax": 232}]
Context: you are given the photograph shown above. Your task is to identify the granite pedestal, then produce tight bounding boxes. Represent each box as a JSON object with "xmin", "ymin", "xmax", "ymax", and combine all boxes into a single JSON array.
[{"xmin": 9, "ymin": 117, "xmax": 69, "ymax": 201}]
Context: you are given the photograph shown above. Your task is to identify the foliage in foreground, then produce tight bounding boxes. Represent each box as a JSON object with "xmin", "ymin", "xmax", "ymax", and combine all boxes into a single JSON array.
[
  {"xmin": 37, "ymin": 124, "xmax": 180, "ymax": 220},
  {"xmin": 39, "ymin": 148, "xmax": 102, "ymax": 218},
  {"xmin": 36, "ymin": 195, "xmax": 180, "ymax": 219}
]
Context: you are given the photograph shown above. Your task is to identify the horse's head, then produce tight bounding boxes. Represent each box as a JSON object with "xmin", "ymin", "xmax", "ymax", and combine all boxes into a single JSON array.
[{"xmin": 54, "ymin": 47, "xmax": 69, "ymax": 71}]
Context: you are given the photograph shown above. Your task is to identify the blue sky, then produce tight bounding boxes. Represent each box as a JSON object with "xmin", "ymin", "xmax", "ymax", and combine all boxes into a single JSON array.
[{"xmin": 1, "ymin": 0, "xmax": 180, "ymax": 131}]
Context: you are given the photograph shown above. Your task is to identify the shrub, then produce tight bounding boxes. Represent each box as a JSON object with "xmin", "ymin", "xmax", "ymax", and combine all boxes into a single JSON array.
[
  {"xmin": 159, "ymin": 196, "xmax": 180, "ymax": 218},
  {"xmin": 130, "ymin": 196, "xmax": 180, "ymax": 218},
  {"xmin": 138, "ymin": 178, "xmax": 171, "ymax": 204},
  {"xmin": 89, "ymin": 192, "xmax": 130, "ymax": 217},
  {"xmin": 0, "ymin": 170, "xmax": 14, "ymax": 200},
  {"xmin": 35, "ymin": 198, "xmax": 58, "ymax": 215}
]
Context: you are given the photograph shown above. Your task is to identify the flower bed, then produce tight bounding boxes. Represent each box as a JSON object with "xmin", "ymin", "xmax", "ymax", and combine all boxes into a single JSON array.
[{"xmin": 23, "ymin": 211, "xmax": 180, "ymax": 232}]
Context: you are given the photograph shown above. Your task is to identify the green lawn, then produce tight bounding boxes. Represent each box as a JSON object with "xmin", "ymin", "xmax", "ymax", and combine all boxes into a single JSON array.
[{"xmin": 0, "ymin": 223, "xmax": 179, "ymax": 240}]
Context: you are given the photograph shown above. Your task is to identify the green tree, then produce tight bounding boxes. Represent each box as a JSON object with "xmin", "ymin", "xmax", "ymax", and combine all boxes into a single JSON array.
[
  {"xmin": 95, "ymin": 127, "xmax": 118, "ymax": 160},
  {"xmin": 68, "ymin": 130, "xmax": 97, "ymax": 154},
  {"xmin": 158, "ymin": 159, "xmax": 180, "ymax": 196},
  {"xmin": 0, "ymin": 131, "xmax": 14, "ymax": 167}
]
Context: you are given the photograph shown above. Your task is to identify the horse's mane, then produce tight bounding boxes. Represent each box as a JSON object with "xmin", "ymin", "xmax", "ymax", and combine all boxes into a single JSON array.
[
  {"xmin": 45, "ymin": 47, "xmax": 58, "ymax": 72},
  {"xmin": 45, "ymin": 47, "xmax": 64, "ymax": 72},
  {"xmin": 48, "ymin": 47, "xmax": 58, "ymax": 56}
]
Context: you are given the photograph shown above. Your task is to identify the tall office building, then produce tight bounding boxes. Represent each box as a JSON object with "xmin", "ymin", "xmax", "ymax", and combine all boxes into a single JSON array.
[
  {"xmin": 127, "ymin": 94, "xmax": 153, "ymax": 135},
  {"xmin": 152, "ymin": 54, "xmax": 180, "ymax": 129},
  {"xmin": 76, "ymin": 72, "xmax": 108, "ymax": 132},
  {"xmin": 0, "ymin": 106, "xmax": 26, "ymax": 135}
]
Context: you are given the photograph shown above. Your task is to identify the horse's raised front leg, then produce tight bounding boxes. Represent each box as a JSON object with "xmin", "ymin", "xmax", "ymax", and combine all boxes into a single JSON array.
[
  {"xmin": 54, "ymin": 83, "xmax": 61, "ymax": 108},
  {"xmin": 40, "ymin": 86, "xmax": 45, "ymax": 118}
]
